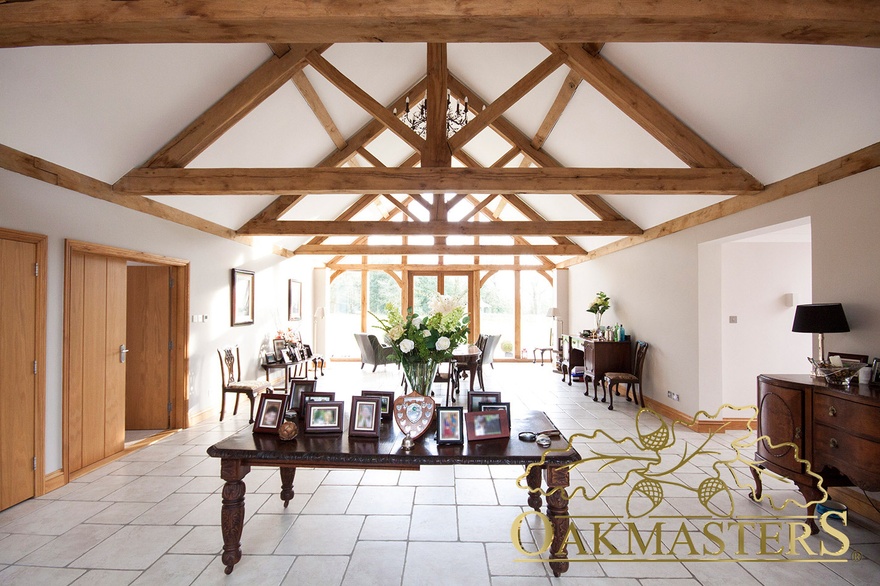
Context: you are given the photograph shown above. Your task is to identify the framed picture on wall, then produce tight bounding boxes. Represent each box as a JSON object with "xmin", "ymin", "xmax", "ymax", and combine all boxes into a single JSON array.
[
  {"xmin": 231, "ymin": 268, "xmax": 255, "ymax": 326},
  {"xmin": 289, "ymin": 279, "xmax": 302, "ymax": 321}
]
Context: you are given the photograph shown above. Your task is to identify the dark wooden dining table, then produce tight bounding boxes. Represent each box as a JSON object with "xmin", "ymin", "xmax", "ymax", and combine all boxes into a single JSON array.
[{"xmin": 207, "ymin": 410, "xmax": 580, "ymax": 577}]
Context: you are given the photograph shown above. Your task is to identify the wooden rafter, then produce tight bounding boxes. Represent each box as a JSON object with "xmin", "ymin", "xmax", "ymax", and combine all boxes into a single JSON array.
[
  {"xmin": 448, "ymin": 74, "xmax": 628, "ymax": 222},
  {"xmin": 295, "ymin": 244, "xmax": 583, "ymax": 256},
  {"xmin": 557, "ymin": 141, "xmax": 880, "ymax": 267},
  {"xmin": 447, "ymin": 50, "xmax": 567, "ymax": 151},
  {"xmin": 291, "ymin": 69, "xmax": 347, "ymax": 149},
  {"xmin": 2, "ymin": 2, "xmax": 877, "ymax": 48},
  {"xmin": 143, "ymin": 43, "xmax": 329, "ymax": 168},
  {"xmin": 551, "ymin": 43, "xmax": 742, "ymax": 170},
  {"xmin": 306, "ymin": 51, "xmax": 426, "ymax": 153},
  {"xmin": 239, "ymin": 220, "xmax": 641, "ymax": 237},
  {"xmin": 532, "ymin": 69, "xmax": 582, "ymax": 150},
  {"xmin": 115, "ymin": 166, "xmax": 761, "ymax": 196},
  {"xmin": 238, "ymin": 194, "xmax": 306, "ymax": 232}
]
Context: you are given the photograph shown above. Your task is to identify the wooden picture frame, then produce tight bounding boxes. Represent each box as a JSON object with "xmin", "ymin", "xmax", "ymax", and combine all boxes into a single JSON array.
[
  {"xmin": 437, "ymin": 406, "xmax": 464, "ymax": 445},
  {"xmin": 872, "ymin": 357, "xmax": 880, "ymax": 384},
  {"xmin": 288, "ymin": 379, "xmax": 317, "ymax": 413},
  {"xmin": 281, "ymin": 348, "xmax": 293, "ymax": 364},
  {"xmin": 288, "ymin": 279, "xmax": 302, "ymax": 321},
  {"xmin": 480, "ymin": 401, "xmax": 511, "ymax": 429},
  {"xmin": 253, "ymin": 393, "xmax": 286, "ymax": 434},
  {"xmin": 465, "ymin": 410, "xmax": 510, "ymax": 441},
  {"xmin": 231, "ymin": 268, "xmax": 255, "ymax": 326},
  {"xmin": 467, "ymin": 391, "xmax": 501, "ymax": 412},
  {"xmin": 362, "ymin": 390, "xmax": 394, "ymax": 419},
  {"xmin": 273, "ymin": 338, "xmax": 287, "ymax": 359},
  {"xmin": 264, "ymin": 352, "xmax": 278, "ymax": 365},
  {"xmin": 349, "ymin": 396, "xmax": 381, "ymax": 438},
  {"xmin": 300, "ymin": 390, "xmax": 334, "ymax": 414},
  {"xmin": 305, "ymin": 401, "xmax": 344, "ymax": 434}
]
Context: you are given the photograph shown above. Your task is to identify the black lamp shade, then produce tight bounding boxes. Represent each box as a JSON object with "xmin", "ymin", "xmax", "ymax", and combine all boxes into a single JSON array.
[{"xmin": 792, "ymin": 303, "xmax": 850, "ymax": 334}]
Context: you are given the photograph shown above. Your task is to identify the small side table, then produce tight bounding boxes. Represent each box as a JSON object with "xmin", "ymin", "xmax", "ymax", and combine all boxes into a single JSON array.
[{"xmin": 533, "ymin": 347, "xmax": 556, "ymax": 366}]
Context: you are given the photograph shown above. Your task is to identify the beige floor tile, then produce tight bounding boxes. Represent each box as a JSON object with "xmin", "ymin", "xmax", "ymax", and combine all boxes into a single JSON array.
[
  {"xmin": 281, "ymin": 555, "xmax": 349, "ymax": 586},
  {"xmin": 359, "ymin": 515, "xmax": 410, "ymax": 541},
  {"xmin": 1, "ymin": 500, "xmax": 111, "ymax": 535},
  {"xmin": 0, "ymin": 499, "xmax": 51, "ymax": 528},
  {"xmin": 342, "ymin": 541, "xmax": 405, "ymax": 586},
  {"xmin": 192, "ymin": 554, "xmax": 295, "ymax": 585},
  {"xmin": 56, "ymin": 476, "xmax": 139, "ymax": 502},
  {"xmin": 403, "ymin": 542, "xmax": 490, "ymax": 586},
  {"xmin": 175, "ymin": 476, "xmax": 225, "ymax": 494},
  {"xmin": 346, "ymin": 486, "xmax": 414, "ymax": 515},
  {"xmin": 0, "ymin": 565, "xmax": 86, "ymax": 585},
  {"xmin": 359, "ymin": 469, "xmax": 401, "ymax": 485},
  {"xmin": 84, "ymin": 502, "xmax": 153, "ymax": 525},
  {"xmin": 101, "ymin": 476, "xmax": 190, "ymax": 503},
  {"xmin": 176, "ymin": 492, "xmax": 269, "ymax": 525},
  {"xmin": 459, "ymin": 505, "xmax": 525, "ymax": 542},
  {"xmin": 414, "ymin": 486, "xmax": 456, "ymax": 505},
  {"xmin": 239, "ymin": 513, "xmax": 297, "ymax": 554},
  {"xmin": 410, "ymin": 505, "xmax": 458, "ymax": 541},
  {"xmin": 486, "ymin": 542, "xmax": 550, "ymax": 577},
  {"xmin": 324, "ymin": 469, "xmax": 365, "ymax": 485},
  {"xmin": 398, "ymin": 466, "xmax": 455, "ymax": 486},
  {"xmin": 70, "ymin": 525, "xmax": 191, "ymax": 570},
  {"xmin": 301, "ymin": 485, "xmax": 357, "ymax": 515},
  {"xmin": 130, "ymin": 493, "xmax": 209, "ymax": 525},
  {"xmin": 275, "ymin": 515, "xmax": 363, "ymax": 555},
  {"xmin": 168, "ymin": 526, "xmax": 222, "ymax": 555},
  {"xmin": 18, "ymin": 524, "xmax": 122, "ymax": 567},
  {"xmin": 145, "ymin": 455, "xmax": 207, "ymax": 476},
  {"xmin": 457, "ymin": 478, "xmax": 500, "ymax": 505},
  {"xmin": 70, "ymin": 569, "xmax": 141, "ymax": 585},
  {"xmin": 0, "ymin": 533, "xmax": 55, "ymax": 564},
  {"xmin": 130, "ymin": 554, "xmax": 213, "ymax": 585}
]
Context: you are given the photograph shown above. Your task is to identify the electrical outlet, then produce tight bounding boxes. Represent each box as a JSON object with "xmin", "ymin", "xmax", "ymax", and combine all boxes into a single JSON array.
[{"xmin": 667, "ymin": 391, "xmax": 680, "ymax": 402}]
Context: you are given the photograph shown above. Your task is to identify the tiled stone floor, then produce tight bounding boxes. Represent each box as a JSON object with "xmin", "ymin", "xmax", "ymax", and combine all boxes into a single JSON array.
[{"xmin": 1, "ymin": 361, "xmax": 879, "ymax": 585}]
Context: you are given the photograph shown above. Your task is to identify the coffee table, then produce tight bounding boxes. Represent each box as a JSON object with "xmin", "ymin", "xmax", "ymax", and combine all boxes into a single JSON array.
[{"xmin": 207, "ymin": 410, "xmax": 580, "ymax": 576}]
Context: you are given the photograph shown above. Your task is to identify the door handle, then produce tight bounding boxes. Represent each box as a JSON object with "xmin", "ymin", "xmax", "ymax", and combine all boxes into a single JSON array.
[{"xmin": 120, "ymin": 344, "xmax": 130, "ymax": 363}]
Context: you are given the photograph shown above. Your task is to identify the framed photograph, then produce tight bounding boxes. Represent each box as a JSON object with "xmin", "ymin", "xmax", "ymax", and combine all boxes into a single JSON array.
[
  {"xmin": 300, "ymin": 390, "xmax": 335, "ymax": 414},
  {"xmin": 305, "ymin": 401, "xmax": 344, "ymax": 433},
  {"xmin": 480, "ymin": 401, "xmax": 511, "ymax": 429},
  {"xmin": 281, "ymin": 348, "xmax": 294, "ymax": 364},
  {"xmin": 265, "ymin": 352, "xmax": 278, "ymax": 365},
  {"xmin": 231, "ymin": 268, "xmax": 255, "ymax": 326},
  {"xmin": 253, "ymin": 393, "xmax": 287, "ymax": 434},
  {"xmin": 273, "ymin": 338, "xmax": 287, "ymax": 359},
  {"xmin": 288, "ymin": 379, "xmax": 317, "ymax": 413},
  {"xmin": 465, "ymin": 410, "xmax": 510, "ymax": 442},
  {"xmin": 288, "ymin": 279, "xmax": 302, "ymax": 321},
  {"xmin": 362, "ymin": 390, "xmax": 395, "ymax": 419},
  {"xmin": 349, "ymin": 396, "xmax": 381, "ymax": 438},
  {"xmin": 467, "ymin": 391, "xmax": 501, "ymax": 412},
  {"xmin": 872, "ymin": 357, "xmax": 880, "ymax": 384},
  {"xmin": 436, "ymin": 406, "xmax": 464, "ymax": 445}
]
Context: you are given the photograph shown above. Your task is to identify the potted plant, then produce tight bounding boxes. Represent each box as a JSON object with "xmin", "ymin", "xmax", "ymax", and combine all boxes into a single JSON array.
[{"xmin": 501, "ymin": 340, "xmax": 514, "ymax": 357}]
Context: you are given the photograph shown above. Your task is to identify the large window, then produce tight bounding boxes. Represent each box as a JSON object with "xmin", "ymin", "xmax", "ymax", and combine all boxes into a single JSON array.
[
  {"xmin": 366, "ymin": 271, "xmax": 402, "ymax": 335},
  {"xmin": 328, "ymin": 272, "xmax": 362, "ymax": 358},
  {"xmin": 520, "ymin": 272, "xmax": 555, "ymax": 350},
  {"xmin": 480, "ymin": 272, "xmax": 515, "ymax": 359}
]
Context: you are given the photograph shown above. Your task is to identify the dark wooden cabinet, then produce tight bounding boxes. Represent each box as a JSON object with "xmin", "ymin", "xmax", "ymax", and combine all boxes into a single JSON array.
[
  {"xmin": 755, "ymin": 374, "xmax": 880, "ymax": 531},
  {"xmin": 560, "ymin": 335, "xmax": 631, "ymax": 395}
]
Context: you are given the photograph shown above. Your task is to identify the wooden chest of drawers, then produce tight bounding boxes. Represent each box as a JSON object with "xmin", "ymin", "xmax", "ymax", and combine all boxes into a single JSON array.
[{"xmin": 755, "ymin": 374, "xmax": 880, "ymax": 530}]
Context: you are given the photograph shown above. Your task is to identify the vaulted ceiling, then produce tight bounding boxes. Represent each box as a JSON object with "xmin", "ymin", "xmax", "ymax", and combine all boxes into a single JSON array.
[{"xmin": 1, "ymin": 2, "xmax": 879, "ymax": 273}]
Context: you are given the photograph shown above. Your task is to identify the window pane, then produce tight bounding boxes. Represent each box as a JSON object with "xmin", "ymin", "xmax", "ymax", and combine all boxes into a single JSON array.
[
  {"xmin": 328, "ymin": 272, "xmax": 361, "ymax": 358},
  {"xmin": 366, "ymin": 271, "xmax": 401, "ymax": 335},
  {"xmin": 520, "ymin": 272, "xmax": 555, "ymax": 351},
  {"xmin": 480, "ymin": 272, "xmax": 515, "ymax": 359}
]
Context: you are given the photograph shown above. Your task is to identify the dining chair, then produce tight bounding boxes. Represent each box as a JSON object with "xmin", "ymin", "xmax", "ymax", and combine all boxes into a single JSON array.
[
  {"xmin": 600, "ymin": 341, "xmax": 649, "ymax": 410},
  {"xmin": 218, "ymin": 346, "xmax": 271, "ymax": 423}
]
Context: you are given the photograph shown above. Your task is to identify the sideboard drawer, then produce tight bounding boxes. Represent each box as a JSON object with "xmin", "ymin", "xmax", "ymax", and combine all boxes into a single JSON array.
[
  {"xmin": 813, "ymin": 423, "xmax": 880, "ymax": 490},
  {"xmin": 814, "ymin": 392, "xmax": 880, "ymax": 441}
]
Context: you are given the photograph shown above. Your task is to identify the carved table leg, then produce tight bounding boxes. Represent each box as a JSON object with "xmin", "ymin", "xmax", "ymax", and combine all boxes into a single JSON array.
[
  {"xmin": 545, "ymin": 465, "xmax": 571, "ymax": 578},
  {"xmin": 526, "ymin": 465, "xmax": 543, "ymax": 511},
  {"xmin": 280, "ymin": 466, "xmax": 296, "ymax": 508},
  {"xmin": 749, "ymin": 463, "xmax": 764, "ymax": 501},
  {"xmin": 220, "ymin": 459, "xmax": 251, "ymax": 574}
]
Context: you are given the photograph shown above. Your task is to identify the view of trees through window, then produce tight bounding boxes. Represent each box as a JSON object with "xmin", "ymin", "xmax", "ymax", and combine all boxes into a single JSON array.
[{"xmin": 328, "ymin": 269, "xmax": 553, "ymax": 359}]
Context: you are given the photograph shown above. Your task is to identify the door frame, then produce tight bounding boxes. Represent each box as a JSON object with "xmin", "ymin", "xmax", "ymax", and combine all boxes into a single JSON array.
[
  {"xmin": 63, "ymin": 240, "xmax": 189, "ymax": 483},
  {"xmin": 0, "ymin": 228, "xmax": 47, "ymax": 498}
]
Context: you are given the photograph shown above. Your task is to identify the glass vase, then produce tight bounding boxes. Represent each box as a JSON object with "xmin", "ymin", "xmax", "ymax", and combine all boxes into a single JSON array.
[
  {"xmin": 402, "ymin": 359, "xmax": 439, "ymax": 396},
  {"xmin": 595, "ymin": 312, "xmax": 604, "ymax": 330}
]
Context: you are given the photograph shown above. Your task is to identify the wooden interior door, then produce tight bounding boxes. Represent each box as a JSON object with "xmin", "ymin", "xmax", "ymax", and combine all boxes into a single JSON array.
[
  {"xmin": 0, "ymin": 238, "xmax": 37, "ymax": 510},
  {"xmin": 67, "ymin": 251, "xmax": 127, "ymax": 472},
  {"xmin": 126, "ymin": 265, "xmax": 171, "ymax": 430}
]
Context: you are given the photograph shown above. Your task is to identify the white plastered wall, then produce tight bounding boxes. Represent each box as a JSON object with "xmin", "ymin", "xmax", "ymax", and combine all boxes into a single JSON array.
[
  {"xmin": 568, "ymin": 167, "xmax": 880, "ymax": 417},
  {"xmin": 1, "ymin": 169, "xmax": 318, "ymax": 473}
]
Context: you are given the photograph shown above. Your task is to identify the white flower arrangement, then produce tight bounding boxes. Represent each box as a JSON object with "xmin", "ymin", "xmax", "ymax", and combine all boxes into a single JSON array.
[{"xmin": 372, "ymin": 295, "xmax": 470, "ymax": 366}]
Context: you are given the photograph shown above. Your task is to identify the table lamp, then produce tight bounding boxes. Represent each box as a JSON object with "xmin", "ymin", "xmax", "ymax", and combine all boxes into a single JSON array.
[{"xmin": 791, "ymin": 303, "xmax": 849, "ymax": 371}]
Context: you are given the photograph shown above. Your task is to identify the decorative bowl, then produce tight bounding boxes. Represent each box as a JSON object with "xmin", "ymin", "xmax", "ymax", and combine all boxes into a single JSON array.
[{"xmin": 817, "ymin": 363, "xmax": 867, "ymax": 386}]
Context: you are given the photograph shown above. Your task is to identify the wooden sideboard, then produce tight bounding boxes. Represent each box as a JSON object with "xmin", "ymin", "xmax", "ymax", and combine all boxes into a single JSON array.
[
  {"xmin": 559, "ymin": 335, "xmax": 631, "ymax": 396},
  {"xmin": 754, "ymin": 374, "xmax": 880, "ymax": 531}
]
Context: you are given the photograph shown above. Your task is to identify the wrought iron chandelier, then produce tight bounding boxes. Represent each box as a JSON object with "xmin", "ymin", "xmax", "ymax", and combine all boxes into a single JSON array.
[{"xmin": 395, "ymin": 89, "xmax": 469, "ymax": 138}]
